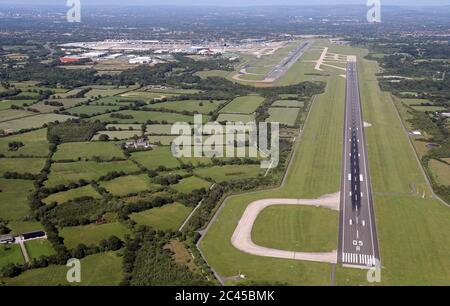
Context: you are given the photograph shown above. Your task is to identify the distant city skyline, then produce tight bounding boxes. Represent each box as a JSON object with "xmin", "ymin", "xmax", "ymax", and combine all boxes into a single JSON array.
[{"xmin": 1, "ymin": 0, "xmax": 449, "ymax": 6}]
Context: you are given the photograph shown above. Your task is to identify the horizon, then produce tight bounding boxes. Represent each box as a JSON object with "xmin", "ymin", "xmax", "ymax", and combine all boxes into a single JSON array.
[{"xmin": 1, "ymin": 0, "xmax": 449, "ymax": 7}]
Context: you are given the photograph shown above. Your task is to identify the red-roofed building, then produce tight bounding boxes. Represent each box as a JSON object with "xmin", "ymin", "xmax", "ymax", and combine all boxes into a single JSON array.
[{"xmin": 59, "ymin": 56, "xmax": 82, "ymax": 63}]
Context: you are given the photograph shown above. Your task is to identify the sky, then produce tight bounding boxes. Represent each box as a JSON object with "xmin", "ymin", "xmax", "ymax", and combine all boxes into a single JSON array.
[{"xmin": 1, "ymin": 0, "xmax": 449, "ymax": 6}]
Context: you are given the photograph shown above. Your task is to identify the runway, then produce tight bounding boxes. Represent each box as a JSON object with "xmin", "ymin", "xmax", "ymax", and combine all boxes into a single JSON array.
[
  {"xmin": 264, "ymin": 40, "xmax": 312, "ymax": 82},
  {"xmin": 338, "ymin": 57, "xmax": 380, "ymax": 268},
  {"xmin": 233, "ymin": 40, "xmax": 312, "ymax": 83}
]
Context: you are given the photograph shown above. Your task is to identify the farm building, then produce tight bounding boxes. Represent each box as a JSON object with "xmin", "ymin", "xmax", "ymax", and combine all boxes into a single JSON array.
[
  {"xmin": 22, "ymin": 230, "xmax": 46, "ymax": 240},
  {"xmin": 125, "ymin": 137, "xmax": 151, "ymax": 149},
  {"xmin": 0, "ymin": 234, "xmax": 14, "ymax": 244}
]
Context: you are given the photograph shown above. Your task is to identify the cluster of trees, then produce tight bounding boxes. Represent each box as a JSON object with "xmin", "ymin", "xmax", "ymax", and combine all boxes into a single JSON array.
[
  {"xmin": 7, "ymin": 141, "xmax": 24, "ymax": 151},
  {"xmin": 47, "ymin": 120, "xmax": 105, "ymax": 143},
  {"xmin": 42, "ymin": 198, "xmax": 120, "ymax": 227},
  {"xmin": 110, "ymin": 113, "xmax": 134, "ymax": 120},
  {"xmin": 151, "ymin": 174, "xmax": 183, "ymax": 186},
  {"xmin": 121, "ymin": 228, "xmax": 209, "ymax": 286},
  {"xmin": 120, "ymin": 195, "xmax": 173, "ymax": 216}
]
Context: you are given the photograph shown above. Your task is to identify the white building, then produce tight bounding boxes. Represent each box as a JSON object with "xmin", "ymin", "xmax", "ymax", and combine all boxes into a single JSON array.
[{"xmin": 129, "ymin": 56, "xmax": 152, "ymax": 64}]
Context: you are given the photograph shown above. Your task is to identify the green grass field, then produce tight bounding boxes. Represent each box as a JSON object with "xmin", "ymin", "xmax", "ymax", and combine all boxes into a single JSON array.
[
  {"xmin": 429, "ymin": 159, "xmax": 450, "ymax": 185},
  {"xmin": 217, "ymin": 113, "xmax": 255, "ymax": 123},
  {"xmin": 219, "ymin": 96, "xmax": 264, "ymax": 114},
  {"xmin": 131, "ymin": 147, "xmax": 180, "ymax": 170},
  {"xmin": 90, "ymin": 110, "xmax": 201, "ymax": 124},
  {"xmin": 6, "ymin": 221, "xmax": 44, "ymax": 236},
  {"xmin": 0, "ymin": 114, "xmax": 77, "ymax": 132},
  {"xmin": 2, "ymin": 251, "xmax": 123, "ymax": 286},
  {"xmin": 0, "ymin": 109, "xmax": 36, "ymax": 122},
  {"xmin": 252, "ymin": 206, "xmax": 338, "ymax": 252},
  {"xmin": 0, "ymin": 244, "xmax": 24, "ymax": 272},
  {"xmin": 272, "ymin": 100, "xmax": 304, "ymax": 108},
  {"xmin": 194, "ymin": 164, "xmax": 264, "ymax": 182},
  {"xmin": 266, "ymin": 107, "xmax": 301, "ymax": 126},
  {"xmin": 0, "ymin": 128, "xmax": 49, "ymax": 157},
  {"xmin": 0, "ymin": 157, "xmax": 46, "ymax": 175},
  {"xmin": 60, "ymin": 222, "xmax": 131, "ymax": 249},
  {"xmin": 147, "ymin": 135, "xmax": 176, "ymax": 145},
  {"xmin": 0, "ymin": 100, "xmax": 36, "ymax": 111},
  {"xmin": 118, "ymin": 91, "xmax": 178, "ymax": 100},
  {"xmin": 100, "ymin": 174, "xmax": 161, "ymax": 197},
  {"xmin": 42, "ymin": 185, "xmax": 102, "ymax": 205},
  {"xmin": 66, "ymin": 105, "xmax": 122, "ymax": 116},
  {"xmin": 149, "ymin": 100, "xmax": 224, "ymax": 114},
  {"xmin": 146, "ymin": 124, "xmax": 173, "ymax": 135},
  {"xmin": 85, "ymin": 87, "xmax": 131, "ymax": 98},
  {"xmin": 130, "ymin": 203, "xmax": 192, "ymax": 231},
  {"xmin": 25, "ymin": 240, "xmax": 55, "ymax": 260},
  {"xmin": 171, "ymin": 176, "xmax": 212, "ymax": 194},
  {"xmin": 195, "ymin": 70, "xmax": 232, "ymax": 79},
  {"xmin": 44, "ymin": 160, "xmax": 140, "ymax": 187},
  {"xmin": 53, "ymin": 142, "xmax": 125, "ymax": 161}
]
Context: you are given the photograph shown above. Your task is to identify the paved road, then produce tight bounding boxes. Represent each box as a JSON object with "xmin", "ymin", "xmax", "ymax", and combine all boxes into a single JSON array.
[
  {"xmin": 231, "ymin": 194, "xmax": 340, "ymax": 264},
  {"xmin": 338, "ymin": 58, "xmax": 380, "ymax": 268}
]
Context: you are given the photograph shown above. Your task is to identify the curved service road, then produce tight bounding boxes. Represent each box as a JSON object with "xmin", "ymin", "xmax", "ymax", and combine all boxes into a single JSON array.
[{"xmin": 231, "ymin": 193, "xmax": 340, "ymax": 264}]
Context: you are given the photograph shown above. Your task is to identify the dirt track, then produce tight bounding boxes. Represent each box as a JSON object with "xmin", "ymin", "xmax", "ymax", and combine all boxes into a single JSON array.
[{"xmin": 231, "ymin": 193, "xmax": 340, "ymax": 264}]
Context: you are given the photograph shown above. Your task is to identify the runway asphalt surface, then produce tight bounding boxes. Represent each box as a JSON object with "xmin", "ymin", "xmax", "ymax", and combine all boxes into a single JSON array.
[{"xmin": 338, "ymin": 58, "xmax": 380, "ymax": 268}]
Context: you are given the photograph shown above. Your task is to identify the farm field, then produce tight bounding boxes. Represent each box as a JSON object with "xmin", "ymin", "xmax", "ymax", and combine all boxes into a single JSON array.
[
  {"xmin": 53, "ymin": 142, "xmax": 125, "ymax": 161},
  {"xmin": 60, "ymin": 222, "xmax": 131, "ymax": 249},
  {"xmin": 130, "ymin": 203, "xmax": 192, "ymax": 231},
  {"xmin": 66, "ymin": 105, "xmax": 122, "ymax": 116},
  {"xmin": 252, "ymin": 206, "xmax": 338, "ymax": 252},
  {"xmin": 195, "ymin": 70, "xmax": 232, "ymax": 79},
  {"xmin": 272, "ymin": 100, "xmax": 304, "ymax": 108},
  {"xmin": 0, "ymin": 244, "xmax": 24, "ymax": 271},
  {"xmin": 119, "ymin": 91, "xmax": 178, "ymax": 100},
  {"xmin": 219, "ymin": 96, "xmax": 264, "ymax": 114},
  {"xmin": 0, "ymin": 157, "xmax": 46, "ymax": 175},
  {"xmin": 0, "ymin": 100, "xmax": 36, "ymax": 111},
  {"xmin": 0, "ymin": 109, "xmax": 36, "ymax": 122},
  {"xmin": 85, "ymin": 87, "xmax": 133, "ymax": 98},
  {"xmin": 194, "ymin": 164, "xmax": 264, "ymax": 182},
  {"xmin": 266, "ymin": 107, "xmax": 301, "ymax": 126},
  {"xmin": 6, "ymin": 221, "xmax": 43, "ymax": 236},
  {"xmin": 0, "ymin": 114, "xmax": 77, "ymax": 132},
  {"xmin": 0, "ymin": 128, "xmax": 49, "ymax": 157},
  {"xmin": 1, "ymin": 252, "xmax": 123, "ymax": 286},
  {"xmin": 149, "ymin": 100, "xmax": 224, "ymax": 114},
  {"xmin": 429, "ymin": 159, "xmax": 450, "ymax": 185},
  {"xmin": 90, "ymin": 110, "xmax": 200, "ymax": 124},
  {"xmin": 146, "ymin": 124, "xmax": 173, "ymax": 135},
  {"xmin": 131, "ymin": 147, "xmax": 180, "ymax": 170},
  {"xmin": 217, "ymin": 113, "xmax": 255, "ymax": 123},
  {"xmin": 147, "ymin": 135, "xmax": 176, "ymax": 145},
  {"xmin": 171, "ymin": 176, "xmax": 212, "ymax": 194},
  {"xmin": 401, "ymin": 98, "xmax": 432, "ymax": 106},
  {"xmin": 44, "ymin": 160, "xmax": 140, "ymax": 187},
  {"xmin": 25, "ymin": 240, "xmax": 55, "ymax": 260},
  {"xmin": 100, "ymin": 174, "xmax": 161, "ymax": 197},
  {"xmin": 42, "ymin": 184, "xmax": 102, "ymax": 205}
]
